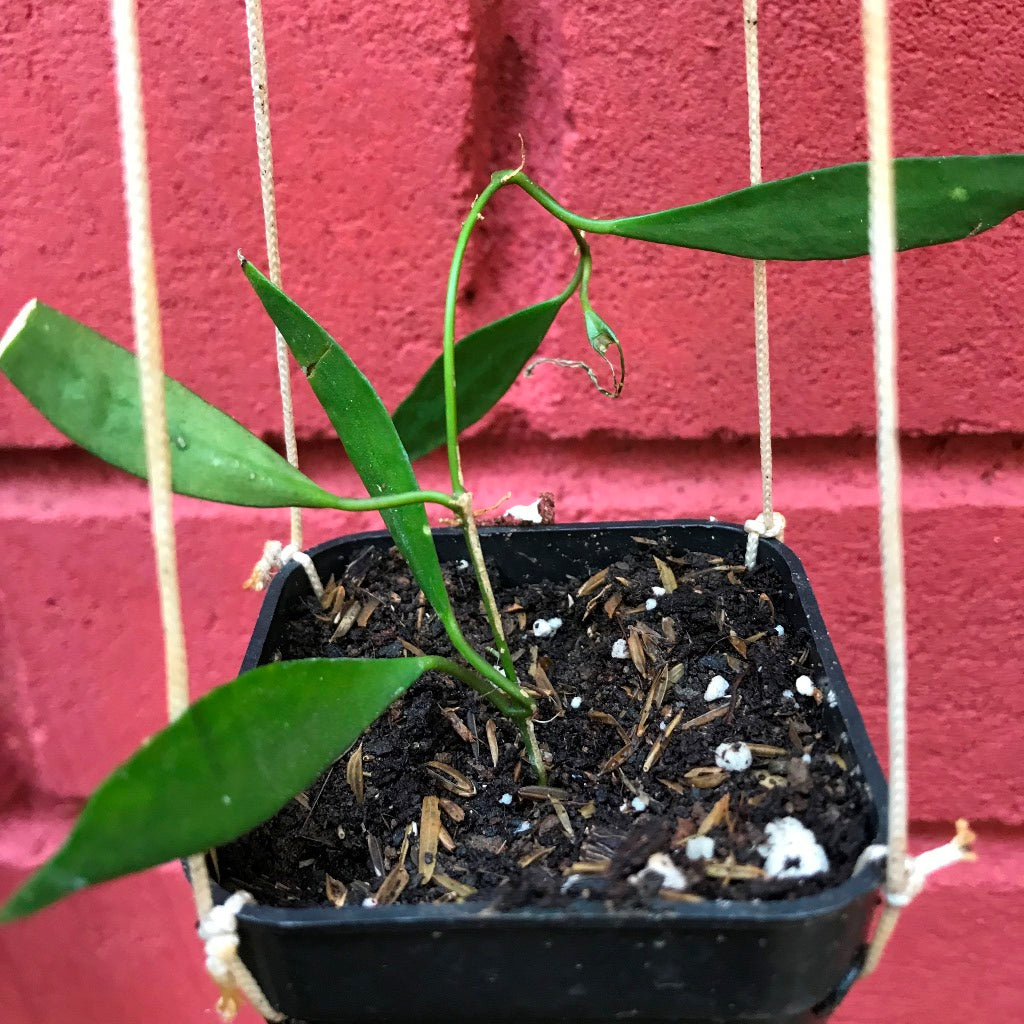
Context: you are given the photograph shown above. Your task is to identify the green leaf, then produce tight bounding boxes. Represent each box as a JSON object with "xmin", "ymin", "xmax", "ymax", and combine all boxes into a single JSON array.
[
  {"xmin": 605, "ymin": 155, "xmax": 1024, "ymax": 260},
  {"xmin": 240, "ymin": 260, "xmax": 453, "ymax": 619},
  {"xmin": 0, "ymin": 300, "xmax": 341, "ymax": 509},
  {"xmin": 392, "ymin": 296, "xmax": 564, "ymax": 462},
  {"xmin": 0, "ymin": 657, "xmax": 437, "ymax": 922}
]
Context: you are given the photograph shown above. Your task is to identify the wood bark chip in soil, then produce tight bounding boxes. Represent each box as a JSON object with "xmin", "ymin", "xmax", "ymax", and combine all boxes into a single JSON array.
[{"xmin": 218, "ymin": 536, "xmax": 871, "ymax": 910}]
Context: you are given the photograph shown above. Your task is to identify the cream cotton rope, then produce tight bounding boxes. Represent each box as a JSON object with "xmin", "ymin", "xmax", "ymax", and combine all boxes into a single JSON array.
[
  {"xmin": 857, "ymin": 0, "xmax": 974, "ymax": 977},
  {"xmin": 245, "ymin": 0, "xmax": 303, "ymax": 550},
  {"xmin": 741, "ymin": 0, "xmax": 784, "ymax": 570},
  {"xmin": 110, "ymin": 0, "xmax": 283, "ymax": 1018}
]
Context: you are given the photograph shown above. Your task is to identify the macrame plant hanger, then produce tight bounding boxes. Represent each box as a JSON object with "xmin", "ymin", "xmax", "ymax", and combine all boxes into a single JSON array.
[{"xmin": 107, "ymin": 0, "xmax": 975, "ymax": 1017}]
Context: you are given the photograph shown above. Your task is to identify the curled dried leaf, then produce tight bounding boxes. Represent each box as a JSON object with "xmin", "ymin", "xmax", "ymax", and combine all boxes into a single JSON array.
[
  {"xmin": 550, "ymin": 797, "xmax": 574, "ymax": 838},
  {"xmin": 578, "ymin": 567, "xmax": 610, "ymax": 597},
  {"xmin": 653, "ymin": 557, "xmax": 678, "ymax": 593},
  {"xmin": 438, "ymin": 798, "xmax": 466, "ymax": 823},
  {"xmin": 330, "ymin": 600, "xmax": 362, "ymax": 641},
  {"xmin": 747, "ymin": 743, "xmax": 789, "ymax": 758},
  {"xmin": 325, "ymin": 874, "xmax": 348, "ymax": 908},
  {"xmin": 443, "ymin": 708, "xmax": 474, "ymax": 744},
  {"xmin": 356, "ymin": 595, "xmax": 381, "ymax": 628},
  {"xmin": 728, "ymin": 630, "xmax": 748, "ymax": 659},
  {"xmin": 346, "ymin": 744, "xmax": 365, "ymax": 805},
  {"xmin": 565, "ymin": 860, "xmax": 609, "ymax": 875},
  {"xmin": 433, "ymin": 873, "xmax": 475, "ymax": 899},
  {"xmin": 627, "ymin": 628, "xmax": 647, "ymax": 676},
  {"xmin": 418, "ymin": 795, "xmax": 441, "ymax": 884},
  {"xmin": 697, "ymin": 794, "xmax": 731, "ymax": 836},
  {"xmin": 704, "ymin": 861, "xmax": 764, "ymax": 882},
  {"xmin": 437, "ymin": 824, "xmax": 457, "ymax": 854},
  {"xmin": 599, "ymin": 739, "xmax": 638, "ymax": 776},
  {"xmin": 684, "ymin": 766, "xmax": 729, "ymax": 789},
  {"xmin": 485, "ymin": 719, "xmax": 499, "ymax": 768},
  {"xmin": 681, "ymin": 706, "xmax": 731, "ymax": 731},
  {"xmin": 425, "ymin": 761, "xmax": 477, "ymax": 797},
  {"xmin": 375, "ymin": 863, "xmax": 410, "ymax": 905},
  {"xmin": 399, "ymin": 638, "xmax": 427, "ymax": 657},
  {"xmin": 604, "ymin": 591, "xmax": 624, "ymax": 619},
  {"xmin": 517, "ymin": 785, "xmax": 571, "ymax": 801},
  {"xmin": 367, "ymin": 834, "xmax": 385, "ymax": 877},
  {"xmin": 517, "ymin": 845, "xmax": 555, "ymax": 868}
]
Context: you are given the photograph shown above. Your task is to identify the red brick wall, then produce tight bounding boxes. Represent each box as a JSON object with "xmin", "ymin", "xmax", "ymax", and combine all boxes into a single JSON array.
[{"xmin": 1, "ymin": 1, "xmax": 1021, "ymax": 1020}]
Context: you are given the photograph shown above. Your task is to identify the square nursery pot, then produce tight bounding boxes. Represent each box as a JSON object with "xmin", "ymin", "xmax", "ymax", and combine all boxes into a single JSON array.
[{"xmin": 211, "ymin": 520, "xmax": 887, "ymax": 1024}]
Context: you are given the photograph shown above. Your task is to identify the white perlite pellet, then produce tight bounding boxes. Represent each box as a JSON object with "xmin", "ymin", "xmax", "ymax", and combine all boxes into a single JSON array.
[
  {"xmin": 611, "ymin": 638, "xmax": 629, "ymax": 659},
  {"xmin": 629, "ymin": 852, "xmax": 688, "ymax": 892},
  {"xmin": 504, "ymin": 499, "xmax": 543, "ymax": 523},
  {"xmin": 758, "ymin": 817, "xmax": 830, "ymax": 879},
  {"xmin": 704, "ymin": 674, "xmax": 730, "ymax": 701},
  {"xmin": 532, "ymin": 617, "xmax": 563, "ymax": 638},
  {"xmin": 685, "ymin": 835, "xmax": 715, "ymax": 861},
  {"xmin": 795, "ymin": 674, "xmax": 816, "ymax": 697},
  {"xmin": 715, "ymin": 741, "xmax": 753, "ymax": 772}
]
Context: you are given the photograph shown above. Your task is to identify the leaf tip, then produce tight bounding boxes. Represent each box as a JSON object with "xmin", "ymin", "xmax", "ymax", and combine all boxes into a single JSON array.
[
  {"xmin": 236, "ymin": 249, "xmax": 247, "ymax": 266},
  {"xmin": 1, "ymin": 299, "xmax": 40, "ymax": 362}
]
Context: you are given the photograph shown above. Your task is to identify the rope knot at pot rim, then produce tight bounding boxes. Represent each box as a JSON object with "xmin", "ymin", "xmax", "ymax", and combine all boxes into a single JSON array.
[
  {"xmin": 743, "ymin": 510, "xmax": 786, "ymax": 569},
  {"xmin": 244, "ymin": 538, "xmax": 324, "ymax": 600},
  {"xmin": 199, "ymin": 890, "xmax": 284, "ymax": 1021}
]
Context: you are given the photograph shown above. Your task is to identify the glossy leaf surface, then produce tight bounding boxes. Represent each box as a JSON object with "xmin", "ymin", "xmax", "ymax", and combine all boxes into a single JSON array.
[
  {"xmin": 241, "ymin": 261, "xmax": 453, "ymax": 619},
  {"xmin": 393, "ymin": 296, "xmax": 564, "ymax": 462},
  {"xmin": 0, "ymin": 657, "xmax": 436, "ymax": 922},
  {"xmin": 0, "ymin": 301, "xmax": 340, "ymax": 509},
  {"xmin": 606, "ymin": 156, "xmax": 1024, "ymax": 259}
]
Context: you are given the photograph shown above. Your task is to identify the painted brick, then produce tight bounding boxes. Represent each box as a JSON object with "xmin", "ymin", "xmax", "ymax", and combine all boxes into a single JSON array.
[
  {"xmin": 496, "ymin": 0, "xmax": 1024, "ymax": 443},
  {"xmin": 4, "ymin": 3, "xmax": 1024, "ymax": 454},
  {"xmin": 0, "ymin": 831, "xmax": 1019, "ymax": 1023},
  {"xmin": 0, "ymin": 0, "xmax": 476, "ymax": 448}
]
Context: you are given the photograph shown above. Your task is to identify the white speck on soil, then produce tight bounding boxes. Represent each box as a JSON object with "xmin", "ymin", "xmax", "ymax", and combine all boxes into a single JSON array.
[{"xmin": 611, "ymin": 638, "xmax": 629, "ymax": 659}]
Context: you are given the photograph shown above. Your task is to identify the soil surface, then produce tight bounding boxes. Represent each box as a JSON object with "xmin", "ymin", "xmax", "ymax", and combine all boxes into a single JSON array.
[{"xmin": 218, "ymin": 535, "xmax": 872, "ymax": 912}]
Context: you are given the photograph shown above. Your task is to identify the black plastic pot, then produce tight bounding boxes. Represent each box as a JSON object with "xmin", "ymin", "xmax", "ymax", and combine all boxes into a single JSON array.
[{"xmin": 214, "ymin": 520, "xmax": 887, "ymax": 1024}]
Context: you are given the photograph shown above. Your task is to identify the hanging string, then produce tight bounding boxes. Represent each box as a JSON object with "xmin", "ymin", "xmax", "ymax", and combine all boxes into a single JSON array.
[
  {"xmin": 110, "ymin": 1, "xmax": 283, "ymax": 1018},
  {"xmin": 858, "ymin": 0, "xmax": 973, "ymax": 975},
  {"xmin": 244, "ymin": 0, "xmax": 302, "ymax": 550},
  {"xmin": 741, "ymin": 0, "xmax": 785, "ymax": 570}
]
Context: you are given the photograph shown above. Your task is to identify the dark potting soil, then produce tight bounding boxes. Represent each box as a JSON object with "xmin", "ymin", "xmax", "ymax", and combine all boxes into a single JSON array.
[{"xmin": 218, "ymin": 535, "xmax": 872, "ymax": 912}]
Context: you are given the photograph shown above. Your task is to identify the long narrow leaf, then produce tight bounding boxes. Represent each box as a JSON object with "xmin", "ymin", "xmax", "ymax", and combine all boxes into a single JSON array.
[
  {"xmin": 393, "ymin": 296, "xmax": 564, "ymax": 462},
  {"xmin": 241, "ymin": 260, "xmax": 453, "ymax": 619},
  {"xmin": 606, "ymin": 155, "xmax": 1024, "ymax": 259},
  {"xmin": 0, "ymin": 657, "xmax": 437, "ymax": 922},
  {"xmin": 0, "ymin": 301, "xmax": 340, "ymax": 509}
]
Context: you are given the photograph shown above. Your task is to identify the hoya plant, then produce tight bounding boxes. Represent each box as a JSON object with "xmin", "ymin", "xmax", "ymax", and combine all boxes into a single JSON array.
[{"xmin": 1, "ymin": 155, "xmax": 1021, "ymax": 922}]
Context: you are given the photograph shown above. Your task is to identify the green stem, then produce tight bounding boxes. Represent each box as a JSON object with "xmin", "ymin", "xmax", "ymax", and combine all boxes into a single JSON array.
[
  {"xmin": 457, "ymin": 494, "xmax": 517, "ymax": 683},
  {"xmin": 425, "ymin": 656, "xmax": 546, "ymax": 784},
  {"xmin": 502, "ymin": 171, "xmax": 615, "ymax": 235},
  {"xmin": 442, "ymin": 178, "xmax": 507, "ymax": 494},
  {"xmin": 330, "ymin": 489, "xmax": 462, "ymax": 513},
  {"xmin": 424, "ymin": 656, "xmax": 525, "ymax": 720}
]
